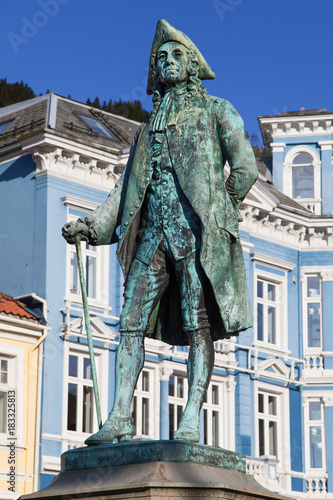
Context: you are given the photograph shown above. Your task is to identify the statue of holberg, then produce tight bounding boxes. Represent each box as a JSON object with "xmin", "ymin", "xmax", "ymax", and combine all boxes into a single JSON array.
[{"xmin": 62, "ymin": 19, "xmax": 258, "ymax": 445}]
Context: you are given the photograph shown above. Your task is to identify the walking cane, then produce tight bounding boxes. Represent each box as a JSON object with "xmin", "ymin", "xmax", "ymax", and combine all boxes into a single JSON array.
[{"xmin": 75, "ymin": 237, "xmax": 102, "ymax": 430}]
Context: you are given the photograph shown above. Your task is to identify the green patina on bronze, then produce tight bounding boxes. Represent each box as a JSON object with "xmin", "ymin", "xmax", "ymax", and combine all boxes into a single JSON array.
[
  {"xmin": 62, "ymin": 441, "xmax": 246, "ymax": 473},
  {"xmin": 62, "ymin": 19, "xmax": 258, "ymax": 446}
]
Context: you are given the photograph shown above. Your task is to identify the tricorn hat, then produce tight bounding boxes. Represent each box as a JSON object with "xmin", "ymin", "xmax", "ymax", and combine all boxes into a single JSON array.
[{"xmin": 147, "ymin": 19, "xmax": 216, "ymax": 95}]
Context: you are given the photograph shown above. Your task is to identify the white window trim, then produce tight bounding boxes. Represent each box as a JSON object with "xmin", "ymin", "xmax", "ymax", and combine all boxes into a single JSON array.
[
  {"xmin": 64, "ymin": 204, "xmax": 110, "ymax": 313},
  {"xmin": 168, "ymin": 368, "xmax": 188, "ymax": 440},
  {"xmin": 254, "ymin": 381, "xmax": 290, "ymax": 471},
  {"xmin": 62, "ymin": 341, "xmax": 108, "ymax": 444},
  {"xmin": 303, "ymin": 393, "xmax": 327, "ymax": 474},
  {"xmin": 132, "ymin": 363, "xmax": 159, "ymax": 440},
  {"xmin": 202, "ymin": 374, "xmax": 235, "ymax": 450},
  {"xmin": 283, "ymin": 146, "xmax": 321, "ymax": 214},
  {"xmin": 0, "ymin": 345, "xmax": 24, "ymax": 447},
  {"xmin": 301, "ymin": 272, "xmax": 323, "ymax": 353},
  {"xmin": 253, "ymin": 265, "xmax": 288, "ymax": 354}
]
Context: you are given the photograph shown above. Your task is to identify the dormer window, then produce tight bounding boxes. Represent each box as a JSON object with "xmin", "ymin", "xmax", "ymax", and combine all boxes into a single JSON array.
[
  {"xmin": 292, "ymin": 153, "xmax": 314, "ymax": 199},
  {"xmin": 78, "ymin": 114, "xmax": 118, "ymax": 140}
]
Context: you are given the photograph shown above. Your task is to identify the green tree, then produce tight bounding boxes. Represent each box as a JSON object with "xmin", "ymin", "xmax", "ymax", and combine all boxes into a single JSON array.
[
  {"xmin": 246, "ymin": 132, "xmax": 271, "ymax": 158},
  {"xmin": 0, "ymin": 78, "xmax": 36, "ymax": 108},
  {"xmin": 87, "ymin": 97, "xmax": 150, "ymax": 123}
]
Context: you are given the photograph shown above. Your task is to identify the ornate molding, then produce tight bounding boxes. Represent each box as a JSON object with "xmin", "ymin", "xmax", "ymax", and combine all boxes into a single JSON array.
[
  {"xmin": 251, "ymin": 252, "xmax": 295, "ymax": 271},
  {"xmin": 301, "ymin": 266, "xmax": 333, "ymax": 282},
  {"xmin": 226, "ymin": 376, "xmax": 236, "ymax": 392},
  {"xmin": 322, "ymin": 393, "xmax": 333, "ymax": 407},
  {"xmin": 61, "ymin": 195, "xmax": 99, "ymax": 212},
  {"xmin": 159, "ymin": 363, "xmax": 174, "ymax": 381},
  {"xmin": 271, "ymin": 142, "xmax": 286, "ymax": 153},
  {"xmin": 29, "ymin": 145, "xmax": 124, "ymax": 191}
]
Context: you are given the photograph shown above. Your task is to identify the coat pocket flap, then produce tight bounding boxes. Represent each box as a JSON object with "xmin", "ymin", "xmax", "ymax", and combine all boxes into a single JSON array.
[{"xmin": 214, "ymin": 211, "xmax": 239, "ymax": 240}]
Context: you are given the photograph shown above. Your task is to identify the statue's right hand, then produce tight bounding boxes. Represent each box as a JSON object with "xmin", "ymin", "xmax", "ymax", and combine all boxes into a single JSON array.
[{"xmin": 62, "ymin": 221, "xmax": 90, "ymax": 245}]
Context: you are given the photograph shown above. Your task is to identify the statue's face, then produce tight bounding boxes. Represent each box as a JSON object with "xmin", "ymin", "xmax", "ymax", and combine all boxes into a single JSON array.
[{"xmin": 156, "ymin": 41, "xmax": 188, "ymax": 86}]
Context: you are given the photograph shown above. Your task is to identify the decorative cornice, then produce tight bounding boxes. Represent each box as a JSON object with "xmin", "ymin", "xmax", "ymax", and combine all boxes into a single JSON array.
[
  {"xmin": 259, "ymin": 114, "xmax": 333, "ymax": 145},
  {"xmin": 240, "ymin": 202, "xmax": 333, "ymax": 250},
  {"xmin": 251, "ymin": 252, "xmax": 295, "ymax": 271},
  {"xmin": 31, "ymin": 145, "xmax": 122, "ymax": 191},
  {"xmin": 61, "ymin": 196, "xmax": 99, "ymax": 212},
  {"xmin": 240, "ymin": 240, "xmax": 254, "ymax": 253},
  {"xmin": 318, "ymin": 140, "xmax": 333, "ymax": 151},
  {"xmin": 301, "ymin": 266, "xmax": 333, "ymax": 282}
]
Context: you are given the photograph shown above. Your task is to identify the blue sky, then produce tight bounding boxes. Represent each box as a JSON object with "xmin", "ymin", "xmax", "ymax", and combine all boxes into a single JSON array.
[{"xmin": 1, "ymin": 0, "xmax": 333, "ymax": 139}]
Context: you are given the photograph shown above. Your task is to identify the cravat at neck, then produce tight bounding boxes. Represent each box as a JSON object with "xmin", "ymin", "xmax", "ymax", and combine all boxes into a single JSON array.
[{"xmin": 151, "ymin": 83, "xmax": 187, "ymax": 132}]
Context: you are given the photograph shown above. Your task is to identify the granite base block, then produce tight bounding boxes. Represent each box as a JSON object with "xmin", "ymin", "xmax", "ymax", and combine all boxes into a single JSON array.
[{"xmin": 20, "ymin": 440, "xmax": 291, "ymax": 500}]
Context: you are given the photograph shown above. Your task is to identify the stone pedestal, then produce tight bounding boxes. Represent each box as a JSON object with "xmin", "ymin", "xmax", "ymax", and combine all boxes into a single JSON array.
[{"xmin": 20, "ymin": 440, "xmax": 290, "ymax": 500}]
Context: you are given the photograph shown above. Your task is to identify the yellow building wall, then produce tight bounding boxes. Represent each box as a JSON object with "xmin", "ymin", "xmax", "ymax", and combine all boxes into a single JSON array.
[{"xmin": 0, "ymin": 335, "xmax": 41, "ymax": 497}]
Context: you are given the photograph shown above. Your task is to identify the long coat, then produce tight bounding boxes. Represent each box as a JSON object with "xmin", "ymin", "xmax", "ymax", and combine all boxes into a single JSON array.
[{"xmin": 83, "ymin": 92, "xmax": 258, "ymax": 345}]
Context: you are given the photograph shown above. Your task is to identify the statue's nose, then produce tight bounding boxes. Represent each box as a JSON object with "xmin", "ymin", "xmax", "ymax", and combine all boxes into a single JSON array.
[{"xmin": 165, "ymin": 54, "xmax": 174, "ymax": 66}]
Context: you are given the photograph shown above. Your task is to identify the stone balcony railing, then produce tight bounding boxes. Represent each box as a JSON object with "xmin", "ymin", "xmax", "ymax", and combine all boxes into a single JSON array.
[{"xmin": 246, "ymin": 457, "xmax": 332, "ymax": 499}]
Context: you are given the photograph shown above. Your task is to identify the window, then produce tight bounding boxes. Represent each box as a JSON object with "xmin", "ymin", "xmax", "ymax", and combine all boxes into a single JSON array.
[
  {"xmin": 203, "ymin": 383, "xmax": 222, "ymax": 447},
  {"xmin": 0, "ymin": 358, "xmax": 9, "ymax": 433},
  {"xmin": 304, "ymin": 276, "xmax": 322, "ymax": 349},
  {"xmin": 78, "ymin": 114, "xmax": 118, "ymax": 140},
  {"xmin": 67, "ymin": 352, "xmax": 95, "ymax": 434},
  {"xmin": 305, "ymin": 400, "xmax": 325, "ymax": 470},
  {"xmin": 256, "ymin": 278, "xmax": 278, "ymax": 345},
  {"xmin": 292, "ymin": 153, "xmax": 314, "ymax": 199},
  {"xmin": 257, "ymin": 391, "xmax": 279, "ymax": 458},
  {"xmin": 132, "ymin": 369, "xmax": 155, "ymax": 438},
  {"xmin": 168, "ymin": 374, "xmax": 188, "ymax": 439},
  {"xmin": 65, "ymin": 207, "xmax": 109, "ymax": 310},
  {"xmin": 0, "ymin": 119, "xmax": 14, "ymax": 134},
  {"xmin": 283, "ymin": 146, "xmax": 321, "ymax": 214},
  {"xmin": 70, "ymin": 242, "xmax": 98, "ymax": 299}
]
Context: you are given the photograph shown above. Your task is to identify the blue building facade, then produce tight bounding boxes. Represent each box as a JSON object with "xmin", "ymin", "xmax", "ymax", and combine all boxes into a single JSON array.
[{"xmin": 0, "ymin": 96, "xmax": 332, "ymax": 499}]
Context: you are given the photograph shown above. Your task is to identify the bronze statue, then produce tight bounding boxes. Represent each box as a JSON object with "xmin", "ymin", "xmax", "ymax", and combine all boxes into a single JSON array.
[{"xmin": 62, "ymin": 19, "xmax": 258, "ymax": 445}]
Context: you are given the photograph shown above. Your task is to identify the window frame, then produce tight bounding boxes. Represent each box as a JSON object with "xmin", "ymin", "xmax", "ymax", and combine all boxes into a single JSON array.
[
  {"xmin": 304, "ymin": 396, "xmax": 326, "ymax": 473},
  {"xmin": 131, "ymin": 363, "xmax": 159, "ymax": 440},
  {"xmin": 253, "ymin": 266, "xmax": 288, "ymax": 353},
  {"xmin": 283, "ymin": 145, "xmax": 321, "ymax": 214},
  {"xmin": 168, "ymin": 372, "xmax": 188, "ymax": 440},
  {"xmin": 203, "ymin": 378, "xmax": 224, "ymax": 448},
  {"xmin": 0, "ymin": 346, "xmax": 23, "ymax": 446},
  {"xmin": 0, "ymin": 118, "xmax": 15, "ymax": 134},
  {"xmin": 76, "ymin": 112, "xmax": 119, "ymax": 140},
  {"xmin": 62, "ymin": 342, "xmax": 108, "ymax": 442},
  {"xmin": 64, "ymin": 206, "xmax": 110, "ymax": 313},
  {"xmin": 292, "ymin": 153, "xmax": 314, "ymax": 200},
  {"xmin": 254, "ymin": 382, "xmax": 290, "ymax": 469},
  {"xmin": 302, "ymin": 273, "xmax": 323, "ymax": 351}
]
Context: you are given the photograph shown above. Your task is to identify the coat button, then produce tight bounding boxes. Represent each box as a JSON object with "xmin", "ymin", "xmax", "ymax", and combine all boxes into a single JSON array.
[
  {"xmin": 129, "ymin": 212, "xmax": 134, "ymax": 216},
  {"xmin": 124, "ymin": 221, "xmax": 128, "ymax": 226}
]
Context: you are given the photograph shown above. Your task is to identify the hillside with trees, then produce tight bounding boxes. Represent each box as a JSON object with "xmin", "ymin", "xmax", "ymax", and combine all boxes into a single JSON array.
[
  {"xmin": 0, "ymin": 78, "xmax": 36, "ymax": 108},
  {"xmin": 86, "ymin": 97, "xmax": 150, "ymax": 122},
  {"xmin": 0, "ymin": 78, "xmax": 150, "ymax": 123}
]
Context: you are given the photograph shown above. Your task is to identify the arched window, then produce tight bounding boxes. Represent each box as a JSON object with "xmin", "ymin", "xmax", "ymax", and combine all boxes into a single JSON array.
[{"xmin": 292, "ymin": 153, "xmax": 314, "ymax": 199}]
